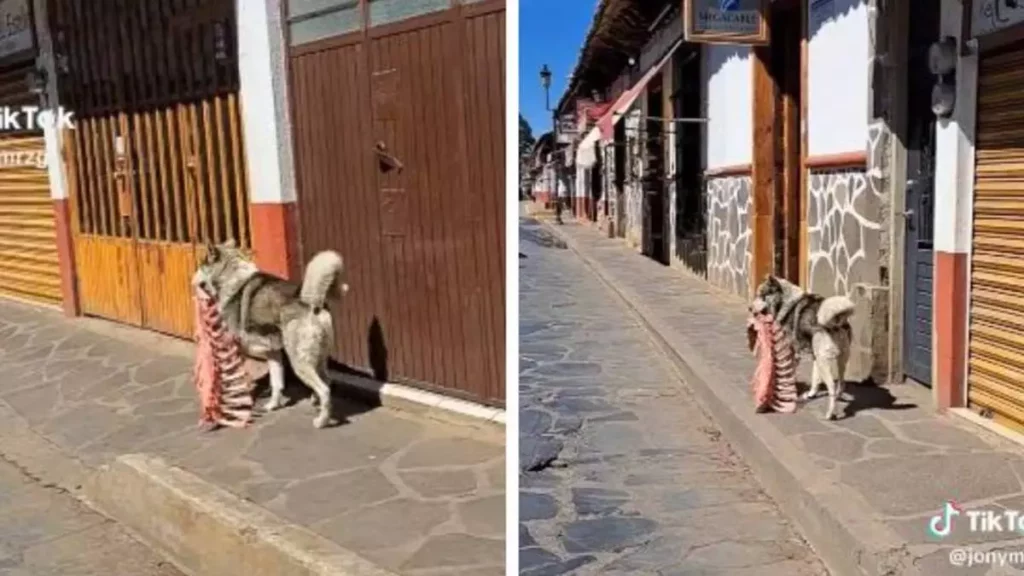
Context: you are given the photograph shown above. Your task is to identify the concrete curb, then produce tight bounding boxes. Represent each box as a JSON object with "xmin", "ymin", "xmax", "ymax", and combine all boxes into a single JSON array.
[
  {"xmin": 542, "ymin": 220, "xmax": 920, "ymax": 576},
  {"xmin": 0, "ymin": 400, "xmax": 400, "ymax": 576},
  {"xmin": 85, "ymin": 454, "xmax": 399, "ymax": 576}
]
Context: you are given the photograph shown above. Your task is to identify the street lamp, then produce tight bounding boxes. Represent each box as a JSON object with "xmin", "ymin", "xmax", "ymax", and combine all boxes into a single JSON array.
[{"xmin": 540, "ymin": 64, "xmax": 562, "ymax": 224}]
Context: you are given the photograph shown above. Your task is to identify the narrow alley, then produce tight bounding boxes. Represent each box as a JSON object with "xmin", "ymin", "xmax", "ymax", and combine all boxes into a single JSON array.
[{"xmin": 518, "ymin": 213, "xmax": 827, "ymax": 575}]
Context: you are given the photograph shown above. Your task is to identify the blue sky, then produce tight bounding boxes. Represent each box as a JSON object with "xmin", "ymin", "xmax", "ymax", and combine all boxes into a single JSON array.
[{"xmin": 518, "ymin": 0, "xmax": 593, "ymax": 139}]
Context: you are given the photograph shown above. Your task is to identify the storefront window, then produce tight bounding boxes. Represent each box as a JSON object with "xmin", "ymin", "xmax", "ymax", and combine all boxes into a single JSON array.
[{"xmin": 288, "ymin": 0, "xmax": 361, "ymax": 46}]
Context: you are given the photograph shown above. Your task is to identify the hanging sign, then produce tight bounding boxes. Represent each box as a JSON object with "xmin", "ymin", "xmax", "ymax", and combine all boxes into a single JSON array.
[
  {"xmin": 684, "ymin": 0, "xmax": 768, "ymax": 45},
  {"xmin": 971, "ymin": 0, "xmax": 1024, "ymax": 38},
  {"xmin": 0, "ymin": 0, "xmax": 33, "ymax": 63}
]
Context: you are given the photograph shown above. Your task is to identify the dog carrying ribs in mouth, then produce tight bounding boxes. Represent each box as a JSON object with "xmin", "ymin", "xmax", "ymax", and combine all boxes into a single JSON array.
[
  {"xmin": 747, "ymin": 311, "xmax": 798, "ymax": 414},
  {"xmin": 193, "ymin": 289, "xmax": 254, "ymax": 430}
]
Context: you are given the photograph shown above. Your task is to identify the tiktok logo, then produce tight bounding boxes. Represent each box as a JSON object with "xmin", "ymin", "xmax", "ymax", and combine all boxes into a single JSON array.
[{"xmin": 928, "ymin": 501, "xmax": 963, "ymax": 538}]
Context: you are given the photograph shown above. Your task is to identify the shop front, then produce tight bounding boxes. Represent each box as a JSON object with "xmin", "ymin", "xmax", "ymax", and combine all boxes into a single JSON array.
[{"xmin": 0, "ymin": 0, "xmax": 61, "ymax": 309}]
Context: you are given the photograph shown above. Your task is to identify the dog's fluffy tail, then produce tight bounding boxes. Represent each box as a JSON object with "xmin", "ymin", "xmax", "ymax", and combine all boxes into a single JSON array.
[
  {"xmin": 300, "ymin": 250, "xmax": 347, "ymax": 309},
  {"xmin": 817, "ymin": 296, "xmax": 855, "ymax": 328}
]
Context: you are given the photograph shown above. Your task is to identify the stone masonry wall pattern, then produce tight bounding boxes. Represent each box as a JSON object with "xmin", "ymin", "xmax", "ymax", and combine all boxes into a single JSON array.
[
  {"xmin": 807, "ymin": 159, "xmax": 885, "ymax": 382},
  {"xmin": 706, "ymin": 175, "xmax": 752, "ymax": 298}
]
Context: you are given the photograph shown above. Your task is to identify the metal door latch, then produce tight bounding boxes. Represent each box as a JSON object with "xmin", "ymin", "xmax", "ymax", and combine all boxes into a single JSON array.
[{"xmin": 374, "ymin": 142, "xmax": 404, "ymax": 173}]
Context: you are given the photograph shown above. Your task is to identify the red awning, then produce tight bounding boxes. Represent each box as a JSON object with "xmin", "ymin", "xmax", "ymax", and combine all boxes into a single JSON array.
[{"xmin": 597, "ymin": 40, "xmax": 683, "ymax": 141}]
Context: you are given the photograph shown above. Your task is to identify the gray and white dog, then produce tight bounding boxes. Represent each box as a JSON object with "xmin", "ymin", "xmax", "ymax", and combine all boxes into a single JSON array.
[
  {"xmin": 192, "ymin": 241, "xmax": 348, "ymax": 428},
  {"xmin": 752, "ymin": 275, "xmax": 855, "ymax": 420}
]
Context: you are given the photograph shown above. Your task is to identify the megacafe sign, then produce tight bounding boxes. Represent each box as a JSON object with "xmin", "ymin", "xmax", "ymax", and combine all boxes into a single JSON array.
[
  {"xmin": 971, "ymin": 0, "xmax": 1024, "ymax": 38},
  {"xmin": 0, "ymin": 0, "xmax": 32, "ymax": 62},
  {"xmin": 684, "ymin": 0, "xmax": 768, "ymax": 45}
]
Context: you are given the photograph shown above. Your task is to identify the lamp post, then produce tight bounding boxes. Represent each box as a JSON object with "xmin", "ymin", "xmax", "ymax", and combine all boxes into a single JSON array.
[{"xmin": 540, "ymin": 64, "xmax": 562, "ymax": 224}]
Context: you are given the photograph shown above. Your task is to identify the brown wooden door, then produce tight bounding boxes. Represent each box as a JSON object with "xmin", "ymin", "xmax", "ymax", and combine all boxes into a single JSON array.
[
  {"xmin": 287, "ymin": 0, "xmax": 505, "ymax": 405},
  {"xmin": 56, "ymin": 0, "xmax": 249, "ymax": 339}
]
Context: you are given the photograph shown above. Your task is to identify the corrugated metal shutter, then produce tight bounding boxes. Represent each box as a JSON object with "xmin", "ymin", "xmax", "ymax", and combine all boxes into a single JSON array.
[
  {"xmin": 968, "ymin": 42, "xmax": 1024, "ymax": 431},
  {"xmin": 0, "ymin": 63, "xmax": 60, "ymax": 308}
]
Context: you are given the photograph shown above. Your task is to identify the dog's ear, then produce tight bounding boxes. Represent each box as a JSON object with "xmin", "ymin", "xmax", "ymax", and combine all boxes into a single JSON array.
[
  {"xmin": 764, "ymin": 274, "xmax": 779, "ymax": 287},
  {"xmin": 205, "ymin": 243, "xmax": 220, "ymax": 263},
  {"xmin": 222, "ymin": 238, "xmax": 237, "ymax": 249}
]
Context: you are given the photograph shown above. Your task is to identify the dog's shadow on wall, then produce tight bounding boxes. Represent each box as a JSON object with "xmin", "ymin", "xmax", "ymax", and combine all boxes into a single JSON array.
[{"xmin": 249, "ymin": 317, "xmax": 392, "ymax": 426}]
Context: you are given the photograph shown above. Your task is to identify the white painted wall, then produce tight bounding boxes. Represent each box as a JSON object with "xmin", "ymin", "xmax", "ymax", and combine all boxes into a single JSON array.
[
  {"xmin": 807, "ymin": 0, "xmax": 869, "ymax": 156},
  {"xmin": 933, "ymin": 0, "xmax": 976, "ymax": 255},
  {"xmin": 702, "ymin": 45, "xmax": 752, "ymax": 169},
  {"xmin": 237, "ymin": 0, "xmax": 295, "ymax": 204}
]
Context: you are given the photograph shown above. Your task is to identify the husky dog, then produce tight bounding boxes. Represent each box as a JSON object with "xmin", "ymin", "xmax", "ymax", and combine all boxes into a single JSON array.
[
  {"xmin": 752, "ymin": 275, "xmax": 855, "ymax": 420},
  {"xmin": 192, "ymin": 241, "xmax": 348, "ymax": 428}
]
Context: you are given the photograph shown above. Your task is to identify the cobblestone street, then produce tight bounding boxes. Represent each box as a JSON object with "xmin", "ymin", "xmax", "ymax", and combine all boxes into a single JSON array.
[
  {"xmin": 518, "ymin": 215, "xmax": 827, "ymax": 575},
  {"xmin": 0, "ymin": 456, "xmax": 182, "ymax": 576}
]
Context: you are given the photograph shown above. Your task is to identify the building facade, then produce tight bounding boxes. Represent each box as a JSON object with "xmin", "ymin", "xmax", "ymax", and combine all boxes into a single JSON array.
[
  {"xmin": 552, "ymin": 0, "xmax": 955, "ymax": 413},
  {"xmin": 4, "ymin": 0, "xmax": 506, "ymax": 407},
  {"xmin": 932, "ymin": 0, "xmax": 1024, "ymax": 436}
]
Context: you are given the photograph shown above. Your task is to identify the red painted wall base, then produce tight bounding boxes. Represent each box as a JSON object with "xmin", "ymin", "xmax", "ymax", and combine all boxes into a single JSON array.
[
  {"xmin": 934, "ymin": 251, "xmax": 968, "ymax": 410},
  {"xmin": 250, "ymin": 202, "xmax": 299, "ymax": 281}
]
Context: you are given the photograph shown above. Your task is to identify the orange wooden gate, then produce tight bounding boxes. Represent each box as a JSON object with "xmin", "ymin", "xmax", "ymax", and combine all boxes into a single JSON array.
[{"xmin": 52, "ymin": 0, "xmax": 249, "ymax": 338}]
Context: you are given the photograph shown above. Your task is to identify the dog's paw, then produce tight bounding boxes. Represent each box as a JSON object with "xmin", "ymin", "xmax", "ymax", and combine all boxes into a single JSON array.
[
  {"xmin": 801, "ymin": 390, "xmax": 819, "ymax": 401},
  {"xmin": 823, "ymin": 412, "xmax": 838, "ymax": 421},
  {"xmin": 313, "ymin": 414, "xmax": 334, "ymax": 429},
  {"xmin": 262, "ymin": 399, "xmax": 282, "ymax": 413}
]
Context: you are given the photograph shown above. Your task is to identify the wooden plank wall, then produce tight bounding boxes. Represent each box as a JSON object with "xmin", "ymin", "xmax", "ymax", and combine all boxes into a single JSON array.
[{"xmin": 288, "ymin": 1, "xmax": 505, "ymax": 405}]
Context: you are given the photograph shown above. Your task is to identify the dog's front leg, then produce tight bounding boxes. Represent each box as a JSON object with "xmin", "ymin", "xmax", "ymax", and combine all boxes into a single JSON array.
[{"xmin": 264, "ymin": 351, "xmax": 286, "ymax": 412}]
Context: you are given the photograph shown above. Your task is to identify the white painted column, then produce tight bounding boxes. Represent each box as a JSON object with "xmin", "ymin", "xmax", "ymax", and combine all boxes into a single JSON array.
[
  {"xmin": 932, "ymin": 0, "xmax": 978, "ymax": 409},
  {"xmin": 237, "ymin": 0, "xmax": 295, "ymax": 204},
  {"xmin": 933, "ymin": 0, "xmax": 977, "ymax": 257},
  {"xmin": 237, "ymin": 0, "xmax": 300, "ymax": 278},
  {"xmin": 32, "ymin": 0, "xmax": 66, "ymax": 201}
]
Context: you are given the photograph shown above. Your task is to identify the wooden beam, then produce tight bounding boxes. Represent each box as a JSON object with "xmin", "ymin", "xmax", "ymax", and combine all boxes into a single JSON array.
[{"xmin": 751, "ymin": 36, "xmax": 776, "ymax": 298}]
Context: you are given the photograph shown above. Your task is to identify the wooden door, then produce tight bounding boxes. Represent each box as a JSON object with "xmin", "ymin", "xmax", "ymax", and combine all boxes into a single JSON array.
[
  {"xmin": 287, "ymin": 0, "xmax": 505, "ymax": 404},
  {"xmin": 56, "ymin": 0, "xmax": 249, "ymax": 338}
]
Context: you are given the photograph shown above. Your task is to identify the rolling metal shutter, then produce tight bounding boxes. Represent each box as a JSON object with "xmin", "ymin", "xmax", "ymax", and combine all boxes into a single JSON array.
[
  {"xmin": 0, "ymin": 64, "xmax": 61, "ymax": 308},
  {"xmin": 968, "ymin": 42, "xmax": 1024, "ymax": 431}
]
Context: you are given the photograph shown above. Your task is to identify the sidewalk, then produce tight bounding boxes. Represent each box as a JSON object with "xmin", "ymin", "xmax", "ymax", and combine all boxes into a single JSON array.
[
  {"xmin": 0, "ymin": 300, "xmax": 504, "ymax": 576},
  {"xmin": 541, "ymin": 216, "xmax": 1024, "ymax": 576}
]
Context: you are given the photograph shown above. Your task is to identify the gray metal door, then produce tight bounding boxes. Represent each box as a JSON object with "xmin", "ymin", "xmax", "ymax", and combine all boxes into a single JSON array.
[{"xmin": 902, "ymin": 2, "xmax": 938, "ymax": 386}]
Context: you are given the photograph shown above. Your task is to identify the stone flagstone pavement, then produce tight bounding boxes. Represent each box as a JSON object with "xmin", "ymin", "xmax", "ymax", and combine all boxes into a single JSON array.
[
  {"xmin": 519, "ymin": 215, "xmax": 828, "ymax": 575},
  {"xmin": 0, "ymin": 300, "xmax": 504, "ymax": 576},
  {"xmin": 540, "ymin": 212, "xmax": 1024, "ymax": 576}
]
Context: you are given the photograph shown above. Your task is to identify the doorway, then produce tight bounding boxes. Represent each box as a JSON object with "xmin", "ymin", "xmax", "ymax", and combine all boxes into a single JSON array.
[
  {"xmin": 59, "ymin": 0, "xmax": 249, "ymax": 339},
  {"xmin": 902, "ymin": 0, "xmax": 939, "ymax": 387},
  {"xmin": 673, "ymin": 46, "xmax": 706, "ymax": 276},
  {"xmin": 642, "ymin": 73, "xmax": 669, "ymax": 265},
  {"xmin": 591, "ymin": 143, "xmax": 603, "ymax": 222},
  {"xmin": 613, "ymin": 121, "xmax": 627, "ymax": 238},
  {"xmin": 770, "ymin": 0, "xmax": 803, "ymax": 283}
]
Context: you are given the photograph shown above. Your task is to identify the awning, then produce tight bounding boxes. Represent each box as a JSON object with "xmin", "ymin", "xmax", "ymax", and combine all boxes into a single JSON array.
[
  {"xmin": 597, "ymin": 39, "xmax": 684, "ymax": 141},
  {"xmin": 575, "ymin": 126, "xmax": 601, "ymax": 168}
]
